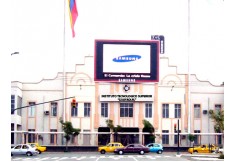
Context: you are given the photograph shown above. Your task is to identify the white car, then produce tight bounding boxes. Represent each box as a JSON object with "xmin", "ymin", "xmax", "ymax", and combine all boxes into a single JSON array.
[
  {"xmin": 218, "ymin": 147, "xmax": 224, "ymax": 153},
  {"xmin": 11, "ymin": 144, "xmax": 38, "ymax": 156}
]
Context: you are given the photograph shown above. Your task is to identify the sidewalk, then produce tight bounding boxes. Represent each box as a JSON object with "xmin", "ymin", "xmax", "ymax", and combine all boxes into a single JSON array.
[
  {"xmin": 178, "ymin": 153, "xmax": 223, "ymax": 161},
  {"xmin": 180, "ymin": 153, "xmax": 220, "ymax": 158}
]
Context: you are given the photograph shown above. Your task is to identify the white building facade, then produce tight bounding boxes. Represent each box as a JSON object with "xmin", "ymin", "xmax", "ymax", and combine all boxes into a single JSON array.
[{"xmin": 11, "ymin": 56, "xmax": 224, "ymax": 147}]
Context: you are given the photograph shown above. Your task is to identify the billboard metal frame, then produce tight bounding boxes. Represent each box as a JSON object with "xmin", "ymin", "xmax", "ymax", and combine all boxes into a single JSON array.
[{"xmin": 94, "ymin": 39, "xmax": 160, "ymax": 83}]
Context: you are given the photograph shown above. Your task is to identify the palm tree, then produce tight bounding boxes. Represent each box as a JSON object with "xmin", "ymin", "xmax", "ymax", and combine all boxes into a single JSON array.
[
  {"xmin": 59, "ymin": 118, "xmax": 81, "ymax": 152},
  {"xmin": 142, "ymin": 119, "xmax": 155, "ymax": 144},
  {"xmin": 188, "ymin": 134, "xmax": 195, "ymax": 150},
  {"xmin": 106, "ymin": 119, "xmax": 122, "ymax": 142},
  {"xmin": 209, "ymin": 109, "xmax": 224, "ymax": 155},
  {"xmin": 209, "ymin": 110, "xmax": 224, "ymax": 134}
]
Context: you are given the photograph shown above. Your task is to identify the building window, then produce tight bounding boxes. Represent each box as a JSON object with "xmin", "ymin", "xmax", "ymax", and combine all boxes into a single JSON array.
[
  {"xmin": 217, "ymin": 135, "xmax": 222, "ymax": 145},
  {"xmin": 162, "ymin": 130, "xmax": 169, "ymax": 144},
  {"xmin": 194, "ymin": 130, "xmax": 200, "ymax": 145},
  {"xmin": 101, "ymin": 103, "xmax": 108, "ymax": 117},
  {"xmin": 11, "ymin": 95, "xmax": 15, "ymax": 114},
  {"xmin": 174, "ymin": 130, "xmax": 181, "ymax": 144},
  {"xmin": 145, "ymin": 103, "xmax": 152, "ymax": 118},
  {"xmin": 11, "ymin": 123, "xmax": 14, "ymax": 144},
  {"xmin": 174, "ymin": 104, "xmax": 181, "ymax": 118},
  {"xmin": 162, "ymin": 104, "xmax": 169, "ymax": 118},
  {"xmin": 71, "ymin": 103, "xmax": 78, "ymax": 117},
  {"xmin": 50, "ymin": 129, "xmax": 57, "ymax": 144},
  {"xmin": 215, "ymin": 104, "xmax": 222, "ymax": 113},
  {"xmin": 120, "ymin": 103, "xmax": 133, "ymax": 117},
  {"xmin": 28, "ymin": 102, "xmax": 35, "ymax": 117},
  {"xmin": 194, "ymin": 104, "xmax": 200, "ymax": 118},
  {"xmin": 17, "ymin": 96, "xmax": 22, "ymax": 116},
  {"xmin": 51, "ymin": 102, "xmax": 57, "ymax": 117},
  {"xmin": 84, "ymin": 103, "xmax": 91, "ymax": 117},
  {"xmin": 28, "ymin": 129, "xmax": 35, "ymax": 143}
]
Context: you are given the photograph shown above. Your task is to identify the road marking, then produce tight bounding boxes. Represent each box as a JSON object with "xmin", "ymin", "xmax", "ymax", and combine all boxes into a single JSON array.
[
  {"xmin": 58, "ymin": 157, "xmax": 68, "ymax": 160},
  {"xmin": 12, "ymin": 158, "xmax": 22, "ymax": 161},
  {"xmin": 40, "ymin": 157, "xmax": 50, "ymax": 161},
  {"xmin": 76, "ymin": 156, "xmax": 86, "ymax": 161},
  {"xmin": 191, "ymin": 157, "xmax": 223, "ymax": 161},
  {"xmin": 71, "ymin": 156, "xmax": 77, "ymax": 159},
  {"xmin": 137, "ymin": 155, "xmax": 144, "ymax": 158},
  {"xmin": 99, "ymin": 155, "xmax": 105, "ymax": 158},
  {"xmin": 108, "ymin": 155, "xmax": 115, "ymax": 158},
  {"xmin": 131, "ymin": 157, "xmax": 138, "ymax": 161},
  {"xmin": 11, "ymin": 154, "xmax": 179, "ymax": 161}
]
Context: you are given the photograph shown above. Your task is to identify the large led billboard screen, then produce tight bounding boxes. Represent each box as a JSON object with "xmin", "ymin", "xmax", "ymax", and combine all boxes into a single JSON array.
[{"xmin": 94, "ymin": 40, "xmax": 159, "ymax": 83}]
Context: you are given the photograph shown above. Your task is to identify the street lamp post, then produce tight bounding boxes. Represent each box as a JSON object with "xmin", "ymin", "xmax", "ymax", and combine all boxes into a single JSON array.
[{"xmin": 177, "ymin": 119, "xmax": 180, "ymax": 155}]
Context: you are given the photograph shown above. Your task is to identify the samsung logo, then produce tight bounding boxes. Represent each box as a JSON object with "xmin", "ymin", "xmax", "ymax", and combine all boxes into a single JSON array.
[{"xmin": 113, "ymin": 55, "xmax": 141, "ymax": 62}]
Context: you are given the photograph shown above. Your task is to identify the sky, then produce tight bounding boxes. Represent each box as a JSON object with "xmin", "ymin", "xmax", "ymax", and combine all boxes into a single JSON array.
[{"xmin": 7, "ymin": 0, "xmax": 226, "ymax": 85}]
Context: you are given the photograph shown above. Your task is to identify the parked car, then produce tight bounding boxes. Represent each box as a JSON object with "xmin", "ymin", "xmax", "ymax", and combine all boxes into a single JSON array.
[
  {"xmin": 27, "ymin": 143, "xmax": 47, "ymax": 154},
  {"xmin": 188, "ymin": 144, "xmax": 218, "ymax": 154},
  {"xmin": 114, "ymin": 144, "xmax": 150, "ymax": 155},
  {"xmin": 98, "ymin": 142, "xmax": 124, "ymax": 154},
  {"xmin": 11, "ymin": 144, "xmax": 38, "ymax": 156},
  {"xmin": 217, "ymin": 147, "xmax": 224, "ymax": 154},
  {"xmin": 146, "ymin": 143, "xmax": 163, "ymax": 154}
]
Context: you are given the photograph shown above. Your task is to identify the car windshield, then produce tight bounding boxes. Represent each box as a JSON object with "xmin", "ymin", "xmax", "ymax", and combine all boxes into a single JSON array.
[
  {"xmin": 107, "ymin": 144, "xmax": 113, "ymax": 147},
  {"xmin": 15, "ymin": 145, "xmax": 21, "ymax": 149}
]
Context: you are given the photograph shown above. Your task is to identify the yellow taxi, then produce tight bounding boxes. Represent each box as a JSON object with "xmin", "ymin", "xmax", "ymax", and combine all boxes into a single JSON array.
[
  {"xmin": 98, "ymin": 142, "xmax": 124, "ymax": 154},
  {"xmin": 188, "ymin": 144, "xmax": 218, "ymax": 154},
  {"xmin": 27, "ymin": 143, "xmax": 47, "ymax": 154}
]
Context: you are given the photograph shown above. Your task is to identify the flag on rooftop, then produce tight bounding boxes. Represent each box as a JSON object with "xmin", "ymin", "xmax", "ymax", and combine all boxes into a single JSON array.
[{"xmin": 68, "ymin": 0, "xmax": 78, "ymax": 37}]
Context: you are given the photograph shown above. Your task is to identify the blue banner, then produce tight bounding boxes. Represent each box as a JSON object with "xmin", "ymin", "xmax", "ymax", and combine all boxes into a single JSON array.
[{"xmin": 151, "ymin": 35, "xmax": 165, "ymax": 54}]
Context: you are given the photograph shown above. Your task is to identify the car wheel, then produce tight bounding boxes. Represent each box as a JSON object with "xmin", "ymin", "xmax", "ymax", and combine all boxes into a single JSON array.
[
  {"xmin": 26, "ymin": 152, "xmax": 33, "ymax": 156},
  {"xmin": 157, "ymin": 150, "xmax": 163, "ymax": 154},
  {"xmin": 193, "ymin": 150, "xmax": 198, "ymax": 154},
  {"xmin": 11, "ymin": 153, "xmax": 13, "ymax": 156},
  {"xmin": 37, "ymin": 150, "xmax": 41, "ymax": 154},
  {"xmin": 100, "ymin": 150, "xmax": 106, "ymax": 154},
  {"xmin": 118, "ymin": 150, "xmax": 123, "ymax": 155},
  {"xmin": 139, "ymin": 150, "xmax": 144, "ymax": 155}
]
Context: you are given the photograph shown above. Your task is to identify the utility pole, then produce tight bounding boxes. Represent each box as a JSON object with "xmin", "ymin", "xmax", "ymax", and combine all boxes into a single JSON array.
[{"xmin": 177, "ymin": 119, "xmax": 180, "ymax": 155}]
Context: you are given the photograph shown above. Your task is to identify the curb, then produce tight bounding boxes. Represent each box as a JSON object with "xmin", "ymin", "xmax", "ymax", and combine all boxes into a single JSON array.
[{"xmin": 180, "ymin": 153, "xmax": 220, "ymax": 158}]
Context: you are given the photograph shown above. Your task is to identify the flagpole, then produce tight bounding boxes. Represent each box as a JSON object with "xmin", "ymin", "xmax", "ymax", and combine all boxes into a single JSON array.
[
  {"xmin": 63, "ymin": 0, "xmax": 66, "ymax": 122},
  {"xmin": 187, "ymin": 0, "xmax": 191, "ymax": 134}
]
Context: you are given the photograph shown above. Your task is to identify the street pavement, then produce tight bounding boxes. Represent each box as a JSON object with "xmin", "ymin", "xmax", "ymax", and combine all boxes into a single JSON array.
[{"xmin": 11, "ymin": 152, "xmax": 224, "ymax": 161}]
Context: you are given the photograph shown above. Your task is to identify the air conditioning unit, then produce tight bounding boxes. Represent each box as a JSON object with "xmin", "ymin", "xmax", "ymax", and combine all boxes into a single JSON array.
[
  {"xmin": 44, "ymin": 111, "xmax": 49, "ymax": 115},
  {"xmin": 203, "ymin": 110, "xmax": 208, "ymax": 114}
]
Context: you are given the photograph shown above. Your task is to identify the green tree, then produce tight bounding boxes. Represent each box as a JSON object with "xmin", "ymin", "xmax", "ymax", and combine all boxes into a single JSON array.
[
  {"xmin": 59, "ymin": 118, "xmax": 81, "ymax": 152},
  {"xmin": 106, "ymin": 119, "xmax": 122, "ymax": 142},
  {"xmin": 209, "ymin": 109, "xmax": 224, "ymax": 133},
  {"xmin": 106, "ymin": 119, "xmax": 114, "ymax": 130},
  {"xmin": 142, "ymin": 119, "xmax": 155, "ymax": 144},
  {"xmin": 209, "ymin": 109, "xmax": 224, "ymax": 156},
  {"xmin": 188, "ymin": 134, "xmax": 195, "ymax": 147},
  {"xmin": 142, "ymin": 119, "xmax": 154, "ymax": 133}
]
